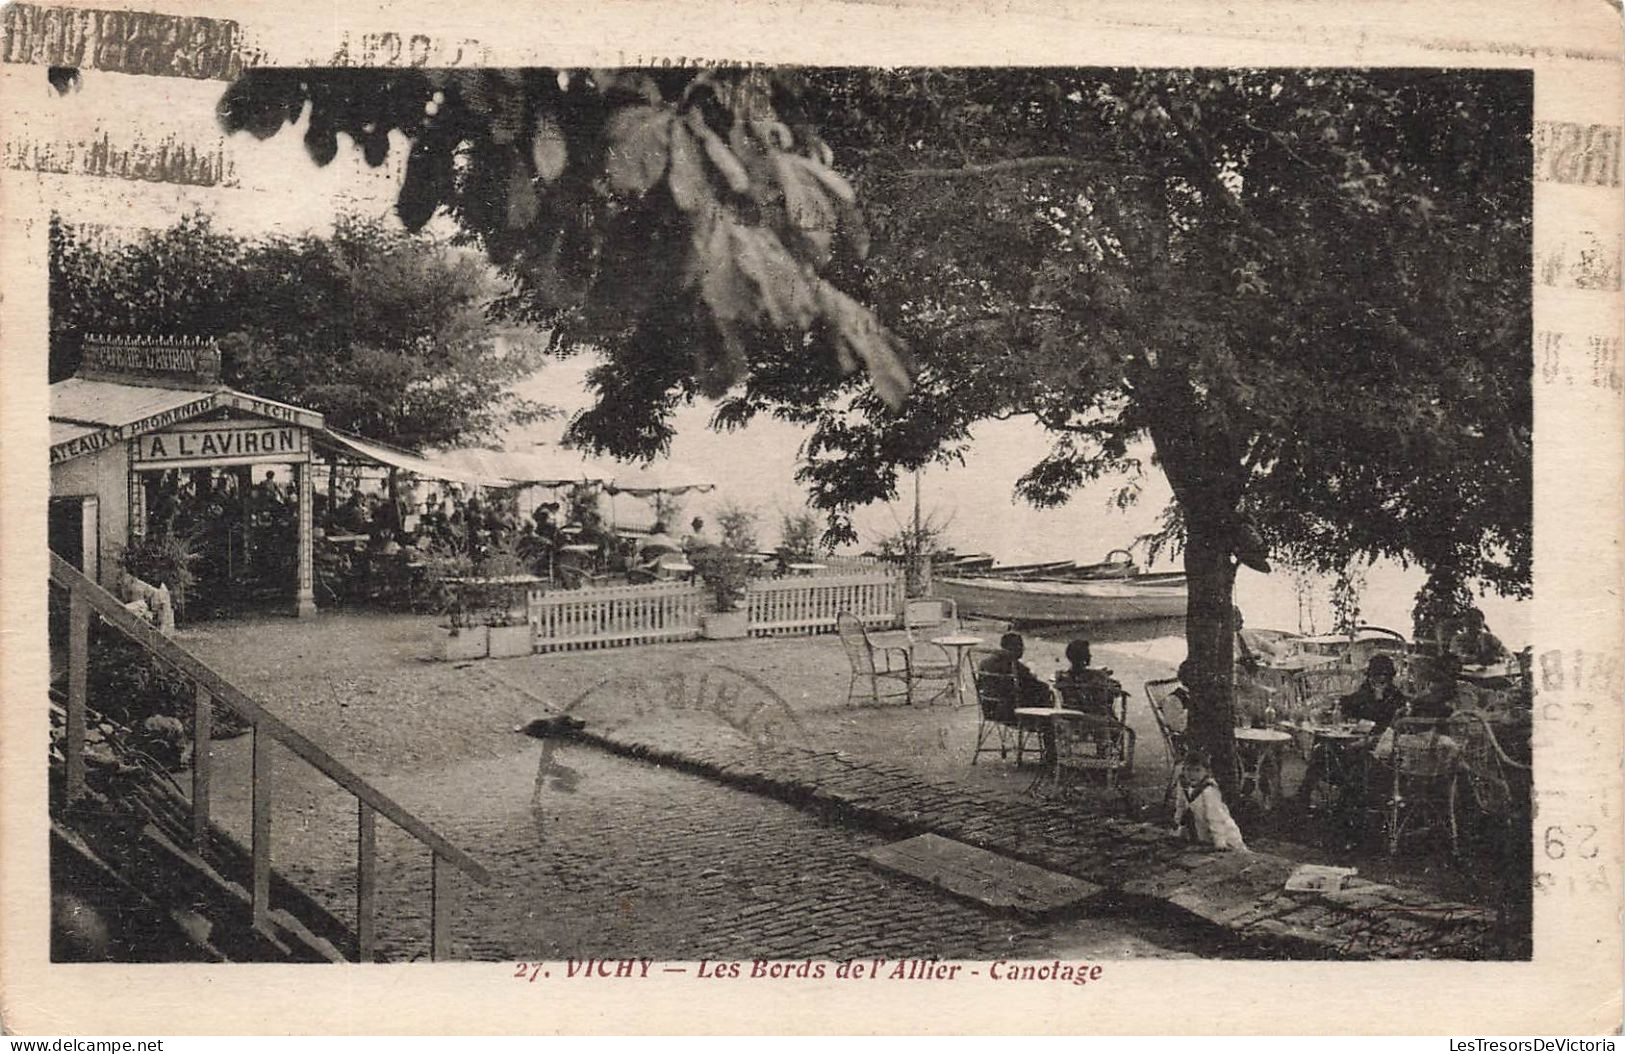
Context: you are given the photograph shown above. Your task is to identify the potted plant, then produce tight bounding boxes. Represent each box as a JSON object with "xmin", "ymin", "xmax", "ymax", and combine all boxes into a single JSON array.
[
  {"xmin": 695, "ymin": 503, "xmax": 761, "ymax": 639},
  {"xmin": 479, "ymin": 538, "xmax": 535, "ymax": 659},
  {"xmin": 694, "ymin": 547, "xmax": 754, "ymax": 639},
  {"xmin": 420, "ymin": 541, "xmax": 487, "ymax": 660}
]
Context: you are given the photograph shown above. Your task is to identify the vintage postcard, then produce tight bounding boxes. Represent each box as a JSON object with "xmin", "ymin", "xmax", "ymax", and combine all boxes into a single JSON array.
[{"xmin": 0, "ymin": 0, "xmax": 1620, "ymax": 1036}]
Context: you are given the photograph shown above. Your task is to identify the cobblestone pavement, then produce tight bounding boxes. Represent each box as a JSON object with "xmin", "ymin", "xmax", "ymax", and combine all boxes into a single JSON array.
[
  {"xmin": 543, "ymin": 711, "xmax": 1510, "ymax": 960},
  {"xmin": 182, "ymin": 613, "xmax": 1519, "ymax": 961},
  {"xmin": 207, "ymin": 737, "xmax": 1217, "ymax": 962}
]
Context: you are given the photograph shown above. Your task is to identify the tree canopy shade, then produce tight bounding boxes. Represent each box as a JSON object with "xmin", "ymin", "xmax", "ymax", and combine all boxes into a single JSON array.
[
  {"xmin": 212, "ymin": 66, "xmax": 1532, "ymax": 790},
  {"xmin": 50, "ymin": 215, "xmax": 551, "ymax": 450},
  {"xmin": 215, "ymin": 67, "xmax": 912, "ymax": 421},
  {"xmin": 765, "ymin": 68, "xmax": 1532, "ymax": 785}
]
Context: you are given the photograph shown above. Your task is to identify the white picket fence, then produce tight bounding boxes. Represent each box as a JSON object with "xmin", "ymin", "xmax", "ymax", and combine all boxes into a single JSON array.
[
  {"xmin": 524, "ymin": 570, "xmax": 905, "ymax": 651},
  {"xmin": 746, "ymin": 572, "xmax": 904, "ymax": 637},
  {"xmin": 527, "ymin": 580, "xmax": 705, "ymax": 652}
]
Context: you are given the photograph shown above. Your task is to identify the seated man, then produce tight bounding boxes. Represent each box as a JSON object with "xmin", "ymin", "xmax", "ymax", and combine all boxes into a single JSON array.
[
  {"xmin": 1294, "ymin": 653, "xmax": 1407, "ymax": 813},
  {"xmin": 976, "ymin": 632, "xmax": 1054, "ymax": 719},
  {"xmin": 1054, "ymin": 638, "xmax": 1119, "ymax": 716},
  {"xmin": 1340, "ymin": 654, "xmax": 1408, "ymax": 736}
]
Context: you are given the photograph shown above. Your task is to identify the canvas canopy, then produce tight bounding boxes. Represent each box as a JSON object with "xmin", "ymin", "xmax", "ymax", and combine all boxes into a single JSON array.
[{"xmin": 313, "ymin": 429, "xmax": 509, "ymax": 488}]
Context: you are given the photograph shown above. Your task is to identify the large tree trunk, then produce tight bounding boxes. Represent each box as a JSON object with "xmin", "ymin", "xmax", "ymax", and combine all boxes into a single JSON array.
[
  {"xmin": 1149, "ymin": 409, "xmax": 1246, "ymax": 803},
  {"xmin": 1182, "ymin": 513, "xmax": 1240, "ymax": 801}
]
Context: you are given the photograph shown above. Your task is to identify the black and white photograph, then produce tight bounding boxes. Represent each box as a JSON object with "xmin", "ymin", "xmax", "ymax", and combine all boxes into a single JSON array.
[{"xmin": 2, "ymin": 0, "xmax": 1620, "ymax": 1038}]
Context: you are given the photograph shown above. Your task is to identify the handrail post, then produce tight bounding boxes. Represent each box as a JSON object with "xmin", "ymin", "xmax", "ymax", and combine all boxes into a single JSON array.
[
  {"xmin": 192, "ymin": 683, "xmax": 212, "ymax": 849},
  {"xmin": 430, "ymin": 852, "xmax": 450, "ymax": 961},
  {"xmin": 251, "ymin": 725, "xmax": 272, "ymax": 930},
  {"xmin": 356, "ymin": 801, "xmax": 377, "ymax": 962},
  {"xmin": 65, "ymin": 591, "xmax": 90, "ymax": 802}
]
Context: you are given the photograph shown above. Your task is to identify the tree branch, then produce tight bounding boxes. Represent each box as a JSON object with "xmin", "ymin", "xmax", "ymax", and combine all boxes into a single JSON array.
[{"xmin": 892, "ymin": 156, "xmax": 1140, "ymax": 181}]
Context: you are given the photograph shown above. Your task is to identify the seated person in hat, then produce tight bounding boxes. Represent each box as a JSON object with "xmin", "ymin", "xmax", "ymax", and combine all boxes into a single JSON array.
[
  {"xmin": 1341, "ymin": 653, "xmax": 1408, "ymax": 737},
  {"xmin": 976, "ymin": 632, "xmax": 1054, "ymax": 719},
  {"xmin": 1294, "ymin": 654, "xmax": 1408, "ymax": 810}
]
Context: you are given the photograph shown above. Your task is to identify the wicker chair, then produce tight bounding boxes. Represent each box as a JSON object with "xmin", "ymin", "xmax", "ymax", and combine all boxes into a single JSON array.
[
  {"xmin": 1143, "ymin": 677, "xmax": 1188, "ymax": 808},
  {"xmin": 1450, "ymin": 710, "xmax": 1532, "ymax": 843},
  {"xmin": 836, "ymin": 610, "xmax": 914, "ymax": 706},
  {"xmin": 1049, "ymin": 710, "xmax": 1137, "ymax": 798},
  {"xmin": 969, "ymin": 648, "xmax": 1048, "ymax": 765},
  {"xmin": 1449, "ymin": 710, "xmax": 1533, "ymax": 951},
  {"xmin": 1366, "ymin": 715, "xmax": 1464, "ymax": 856}
]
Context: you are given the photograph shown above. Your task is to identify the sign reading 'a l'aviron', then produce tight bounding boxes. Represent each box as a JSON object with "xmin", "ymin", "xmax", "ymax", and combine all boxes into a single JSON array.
[{"xmin": 133, "ymin": 421, "xmax": 306, "ymax": 466}]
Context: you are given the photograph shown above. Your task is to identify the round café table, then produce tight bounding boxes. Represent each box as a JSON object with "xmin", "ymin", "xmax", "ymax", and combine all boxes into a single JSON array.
[
  {"xmin": 932, "ymin": 634, "xmax": 984, "ymax": 708},
  {"xmin": 1295, "ymin": 724, "xmax": 1371, "ymax": 815},
  {"xmin": 1012, "ymin": 705, "xmax": 1062, "ymax": 779},
  {"xmin": 1233, "ymin": 727, "xmax": 1293, "ymax": 811}
]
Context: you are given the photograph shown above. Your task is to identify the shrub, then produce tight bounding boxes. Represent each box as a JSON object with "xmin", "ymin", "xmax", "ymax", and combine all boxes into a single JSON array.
[{"xmin": 117, "ymin": 532, "xmax": 199, "ymax": 619}]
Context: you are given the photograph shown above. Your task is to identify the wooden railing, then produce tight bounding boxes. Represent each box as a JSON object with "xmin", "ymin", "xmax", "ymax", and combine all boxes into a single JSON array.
[
  {"xmin": 50, "ymin": 553, "xmax": 490, "ymax": 962},
  {"xmin": 746, "ymin": 571, "xmax": 904, "ymax": 637},
  {"xmin": 527, "ymin": 579, "xmax": 705, "ymax": 652}
]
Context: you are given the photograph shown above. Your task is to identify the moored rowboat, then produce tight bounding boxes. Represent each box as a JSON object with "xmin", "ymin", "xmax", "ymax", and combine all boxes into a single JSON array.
[{"xmin": 937, "ymin": 573, "xmax": 1187, "ymax": 625}]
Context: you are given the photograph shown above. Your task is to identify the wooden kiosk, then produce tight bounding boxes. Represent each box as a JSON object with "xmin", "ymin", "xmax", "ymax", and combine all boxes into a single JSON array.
[{"xmin": 49, "ymin": 335, "xmax": 325, "ymax": 618}]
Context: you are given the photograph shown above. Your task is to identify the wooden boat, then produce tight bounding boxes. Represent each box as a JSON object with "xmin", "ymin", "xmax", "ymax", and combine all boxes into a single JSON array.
[
  {"xmin": 938, "ymin": 568, "xmax": 1188, "ymax": 625},
  {"xmin": 932, "ymin": 551, "xmax": 995, "ymax": 573}
]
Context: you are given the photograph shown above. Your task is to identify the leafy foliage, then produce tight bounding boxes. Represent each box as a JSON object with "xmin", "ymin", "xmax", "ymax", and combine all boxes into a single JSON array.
[
  {"xmin": 116, "ymin": 532, "xmax": 199, "ymax": 619},
  {"xmin": 694, "ymin": 501, "xmax": 763, "ymax": 611},
  {"xmin": 714, "ymin": 501, "xmax": 761, "ymax": 553},
  {"xmin": 215, "ymin": 67, "xmax": 911, "ymax": 428},
  {"xmin": 50, "ymin": 214, "xmax": 550, "ymax": 450},
  {"xmin": 776, "ymin": 510, "xmax": 826, "ymax": 562},
  {"xmin": 210, "ymin": 67, "xmax": 1531, "ymax": 794}
]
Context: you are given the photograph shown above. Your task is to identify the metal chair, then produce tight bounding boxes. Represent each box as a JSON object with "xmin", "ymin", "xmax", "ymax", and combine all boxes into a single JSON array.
[
  {"xmin": 970, "ymin": 648, "xmax": 1048, "ymax": 765},
  {"xmin": 836, "ymin": 610, "xmax": 914, "ymax": 706}
]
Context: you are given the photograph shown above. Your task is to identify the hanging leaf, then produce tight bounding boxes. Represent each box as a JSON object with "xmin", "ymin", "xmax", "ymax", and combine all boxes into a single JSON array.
[
  {"xmin": 506, "ymin": 160, "xmax": 540, "ymax": 229},
  {"xmin": 530, "ymin": 114, "xmax": 569, "ymax": 185},
  {"xmin": 815, "ymin": 283, "xmax": 912, "ymax": 408},
  {"xmin": 728, "ymin": 120, "xmax": 782, "ymax": 206},
  {"xmin": 690, "ymin": 211, "xmax": 751, "ymax": 319},
  {"xmin": 685, "ymin": 111, "xmax": 751, "ymax": 196},
  {"xmin": 397, "ymin": 139, "xmax": 453, "ymax": 231},
  {"xmin": 603, "ymin": 106, "xmax": 675, "ymax": 196},
  {"xmin": 361, "ymin": 128, "xmax": 390, "ymax": 167},
  {"xmin": 304, "ymin": 118, "xmax": 338, "ymax": 166},
  {"xmin": 772, "ymin": 154, "xmax": 837, "ymax": 267},
  {"xmin": 666, "ymin": 121, "xmax": 711, "ymax": 213},
  {"xmin": 732, "ymin": 225, "xmax": 818, "ymax": 329},
  {"xmin": 694, "ymin": 316, "xmax": 750, "ymax": 398}
]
